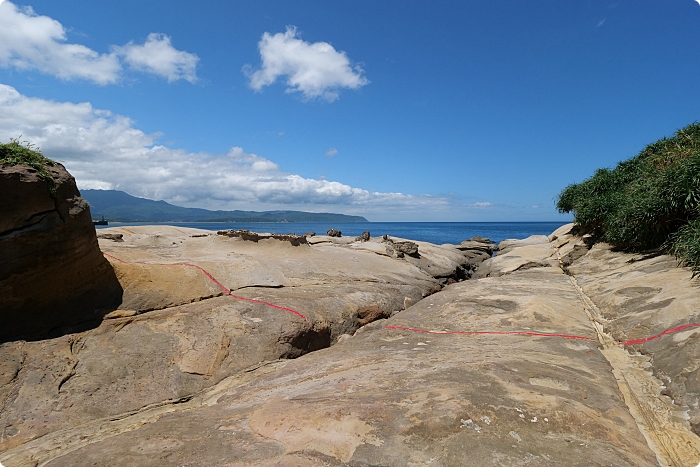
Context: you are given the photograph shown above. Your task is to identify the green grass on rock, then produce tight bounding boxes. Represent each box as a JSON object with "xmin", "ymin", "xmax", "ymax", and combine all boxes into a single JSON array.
[{"xmin": 0, "ymin": 138, "xmax": 57, "ymax": 195}]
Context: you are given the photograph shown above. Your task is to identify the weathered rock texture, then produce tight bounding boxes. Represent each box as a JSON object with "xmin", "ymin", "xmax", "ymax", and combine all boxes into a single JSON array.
[
  {"xmin": 217, "ymin": 229, "xmax": 308, "ymax": 246},
  {"xmin": 0, "ymin": 226, "xmax": 476, "ymax": 463},
  {"xmin": 3, "ymin": 224, "xmax": 700, "ymax": 466},
  {"xmin": 0, "ymin": 163, "xmax": 121, "ymax": 341}
]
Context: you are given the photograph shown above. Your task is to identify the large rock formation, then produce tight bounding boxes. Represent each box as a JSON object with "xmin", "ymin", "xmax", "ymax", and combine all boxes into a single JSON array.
[
  {"xmin": 3, "ymin": 223, "xmax": 700, "ymax": 466},
  {"xmin": 0, "ymin": 225, "xmax": 478, "ymax": 462},
  {"xmin": 0, "ymin": 163, "xmax": 121, "ymax": 341}
]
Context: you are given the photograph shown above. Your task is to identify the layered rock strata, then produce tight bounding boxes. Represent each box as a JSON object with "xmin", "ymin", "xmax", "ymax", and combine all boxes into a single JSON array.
[
  {"xmin": 0, "ymin": 226, "xmax": 479, "ymax": 463},
  {"xmin": 3, "ymin": 224, "xmax": 700, "ymax": 466},
  {"xmin": 0, "ymin": 163, "xmax": 121, "ymax": 341}
]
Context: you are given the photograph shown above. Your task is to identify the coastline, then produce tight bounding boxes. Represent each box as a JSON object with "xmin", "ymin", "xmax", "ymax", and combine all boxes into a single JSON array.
[{"xmin": 96, "ymin": 221, "xmax": 570, "ymax": 245}]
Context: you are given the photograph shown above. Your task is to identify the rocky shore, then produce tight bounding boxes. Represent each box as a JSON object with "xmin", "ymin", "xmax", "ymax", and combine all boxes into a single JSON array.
[{"xmin": 3, "ymin": 166, "xmax": 700, "ymax": 466}]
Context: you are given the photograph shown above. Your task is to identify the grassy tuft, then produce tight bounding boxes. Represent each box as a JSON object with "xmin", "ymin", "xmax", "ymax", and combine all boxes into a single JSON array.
[
  {"xmin": 556, "ymin": 122, "xmax": 700, "ymax": 276},
  {"xmin": 0, "ymin": 137, "xmax": 57, "ymax": 195}
]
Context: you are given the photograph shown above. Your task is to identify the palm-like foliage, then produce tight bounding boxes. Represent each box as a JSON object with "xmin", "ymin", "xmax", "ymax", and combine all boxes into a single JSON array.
[{"xmin": 557, "ymin": 122, "xmax": 700, "ymax": 276}]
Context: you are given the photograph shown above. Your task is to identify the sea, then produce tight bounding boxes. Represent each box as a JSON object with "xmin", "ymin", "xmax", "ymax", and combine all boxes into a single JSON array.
[{"xmin": 97, "ymin": 221, "xmax": 569, "ymax": 245}]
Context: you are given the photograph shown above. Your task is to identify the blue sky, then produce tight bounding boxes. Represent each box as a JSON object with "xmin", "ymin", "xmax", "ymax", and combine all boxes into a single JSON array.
[{"xmin": 1, "ymin": 0, "xmax": 699, "ymax": 221}]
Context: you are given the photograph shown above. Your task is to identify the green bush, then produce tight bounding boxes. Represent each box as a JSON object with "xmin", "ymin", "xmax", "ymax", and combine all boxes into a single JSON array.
[
  {"xmin": 557, "ymin": 122, "xmax": 700, "ymax": 276},
  {"xmin": 0, "ymin": 137, "xmax": 57, "ymax": 195}
]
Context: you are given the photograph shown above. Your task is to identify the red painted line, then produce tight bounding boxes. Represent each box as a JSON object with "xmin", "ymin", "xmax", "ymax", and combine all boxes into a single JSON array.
[
  {"xmin": 386, "ymin": 323, "xmax": 700, "ymax": 347},
  {"xmin": 103, "ymin": 253, "xmax": 308, "ymax": 323},
  {"xmin": 620, "ymin": 323, "xmax": 700, "ymax": 346},
  {"xmin": 103, "ymin": 252, "xmax": 126, "ymax": 263},
  {"xmin": 385, "ymin": 325, "xmax": 595, "ymax": 341},
  {"xmin": 105, "ymin": 253, "xmax": 699, "ymax": 343}
]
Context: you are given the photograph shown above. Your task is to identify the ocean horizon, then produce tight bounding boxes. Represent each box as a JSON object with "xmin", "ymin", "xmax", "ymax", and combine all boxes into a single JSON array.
[{"xmin": 98, "ymin": 221, "xmax": 569, "ymax": 245}]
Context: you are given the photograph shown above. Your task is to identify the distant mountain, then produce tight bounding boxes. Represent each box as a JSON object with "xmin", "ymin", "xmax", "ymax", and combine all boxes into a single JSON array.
[{"xmin": 82, "ymin": 190, "xmax": 368, "ymax": 223}]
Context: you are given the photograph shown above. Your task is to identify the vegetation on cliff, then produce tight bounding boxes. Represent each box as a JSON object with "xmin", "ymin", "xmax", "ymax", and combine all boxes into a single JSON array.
[
  {"xmin": 0, "ymin": 138, "xmax": 56, "ymax": 195},
  {"xmin": 557, "ymin": 122, "xmax": 700, "ymax": 275}
]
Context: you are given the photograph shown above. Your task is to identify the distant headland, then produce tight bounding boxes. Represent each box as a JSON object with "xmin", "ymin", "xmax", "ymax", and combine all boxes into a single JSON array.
[{"xmin": 81, "ymin": 189, "xmax": 368, "ymax": 223}]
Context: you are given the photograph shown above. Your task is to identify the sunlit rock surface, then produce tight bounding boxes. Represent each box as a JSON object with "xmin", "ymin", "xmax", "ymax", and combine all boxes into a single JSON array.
[{"xmin": 3, "ymin": 224, "xmax": 700, "ymax": 466}]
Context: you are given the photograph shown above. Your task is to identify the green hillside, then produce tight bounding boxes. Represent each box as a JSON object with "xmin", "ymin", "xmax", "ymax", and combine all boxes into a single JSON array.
[
  {"xmin": 82, "ymin": 190, "xmax": 368, "ymax": 223},
  {"xmin": 557, "ymin": 122, "xmax": 700, "ymax": 275}
]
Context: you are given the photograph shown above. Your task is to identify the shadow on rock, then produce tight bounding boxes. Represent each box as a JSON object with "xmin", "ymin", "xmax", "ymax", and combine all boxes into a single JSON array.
[{"xmin": 0, "ymin": 162, "xmax": 123, "ymax": 343}]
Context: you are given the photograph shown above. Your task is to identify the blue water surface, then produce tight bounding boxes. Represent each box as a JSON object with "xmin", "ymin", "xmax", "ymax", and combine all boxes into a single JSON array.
[{"xmin": 98, "ymin": 221, "xmax": 568, "ymax": 245}]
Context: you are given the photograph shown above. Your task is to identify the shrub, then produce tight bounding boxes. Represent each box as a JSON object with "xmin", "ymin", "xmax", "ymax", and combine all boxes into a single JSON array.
[
  {"xmin": 557, "ymin": 122, "xmax": 700, "ymax": 276},
  {"xmin": 0, "ymin": 137, "xmax": 57, "ymax": 195}
]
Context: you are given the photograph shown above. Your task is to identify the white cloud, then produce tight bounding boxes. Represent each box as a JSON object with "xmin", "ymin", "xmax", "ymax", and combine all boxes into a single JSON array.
[
  {"xmin": 325, "ymin": 148, "xmax": 338, "ymax": 157},
  {"xmin": 113, "ymin": 33, "xmax": 199, "ymax": 83},
  {"xmin": 244, "ymin": 26, "xmax": 369, "ymax": 102},
  {"xmin": 0, "ymin": 2, "xmax": 120, "ymax": 84},
  {"xmin": 470, "ymin": 202, "xmax": 493, "ymax": 208},
  {"xmin": 0, "ymin": 83, "xmax": 448, "ymax": 218},
  {"xmin": 0, "ymin": 1, "xmax": 198, "ymax": 84}
]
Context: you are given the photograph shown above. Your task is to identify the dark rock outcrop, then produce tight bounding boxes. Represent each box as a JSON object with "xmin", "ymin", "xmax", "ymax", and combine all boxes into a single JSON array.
[
  {"xmin": 97, "ymin": 233, "xmax": 124, "ymax": 242},
  {"xmin": 385, "ymin": 239, "xmax": 420, "ymax": 258},
  {"xmin": 356, "ymin": 305, "xmax": 390, "ymax": 325},
  {"xmin": 327, "ymin": 229, "xmax": 342, "ymax": 237},
  {"xmin": 0, "ymin": 163, "xmax": 122, "ymax": 342},
  {"xmin": 217, "ymin": 229, "xmax": 308, "ymax": 246},
  {"xmin": 355, "ymin": 231, "xmax": 370, "ymax": 242},
  {"xmin": 394, "ymin": 242, "xmax": 419, "ymax": 257}
]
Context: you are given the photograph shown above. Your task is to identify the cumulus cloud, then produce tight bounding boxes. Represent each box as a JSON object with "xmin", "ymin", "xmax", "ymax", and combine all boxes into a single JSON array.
[
  {"xmin": 113, "ymin": 33, "xmax": 199, "ymax": 83},
  {"xmin": 0, "ymin": 83, "xmax": 447, "ymax": 216},
  {"xmin": 244, "ymin": 26, "xmax": 369, "ymax": 102},
  {"xmin": 0, "ymin": 1, "xmax": 198, "ymax": 84},
  {"xmin": 325, "ymin": 148, "xmax": 338, "ymax": 157}
]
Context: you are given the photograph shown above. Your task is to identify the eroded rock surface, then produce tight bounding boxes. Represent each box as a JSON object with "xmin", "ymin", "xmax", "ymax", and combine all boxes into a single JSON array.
[
  {"xmin": 4, "ymin": 223, "xmax": 700, "ymax": 466},
  {"xmin": 0, "ymin": 163, "xmax": 121, "ymax": 341},
  {"xmin": 0, "ymin": 225, "xmax": 475, "ymax": 462},
  {"xmin": 17, "ymin": 248, "xmax": 662, "ymax": 466}
]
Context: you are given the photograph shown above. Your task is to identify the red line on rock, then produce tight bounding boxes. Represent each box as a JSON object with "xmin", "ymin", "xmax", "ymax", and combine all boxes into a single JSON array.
[
  {"xmin": 387, "ymin": 323, "xmax": 700, "ymax": 347},
  {"xmin": 620, "ymin": 323, "xmax": 700, "ymax": 346},
  {"xmin": 103, "ymin": 252, "xmax": 126, "ymax": 263},
  {"xmin": 105, "ymin": 253, "xmax": 699, "ymax": 343},
  {"xmin": 385, "ymin": 325, "xmax": 595, "ymax": 341},
  {"xmin": 103, "ymin": 253, "xmax": 308, "ymax": 323}
]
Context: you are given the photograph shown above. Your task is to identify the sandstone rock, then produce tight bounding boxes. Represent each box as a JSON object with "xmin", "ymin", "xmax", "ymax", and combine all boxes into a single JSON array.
[
  {"xmin": 355, "ymin": 230, "xmax": 370, "ymax": 242},
  {"xmin": 0, "ymin": 225, "xmax": 478, "ymax": 459},
  {"xmin": 8, "ymin": 224, "xmax": 698, "ymax": 466},
  {"xmin": 567, "ymin": 241, "xmax": 700, "ymax": 436},
  {"xmin": 473, "ymin": 236, "xmax": 559, "ymax": 279},
  {"xmin": 560, "ymin": 243, "xmax": 590, "ymax": 268},
  {"xmin": 96, "ymin": 233, "xmax": 124, "ymax": 242},
  {"xmin": 383, "ymin": 237, "xmax": 420, "ymax": 258},
  {"xmin": 392, "ymin": 241, "xmax": 419, "ymax": 258},
  {"xmin": 457, "ymin": 240, "xmax": 497, "ymax": 254},
  {"xmin": 548, "ymin": 223, "xmax": 575, "ymax": 241},
  {"xmin": 216, "ymin": 229, "xmax": 308, "ymax": 246},
  {"xmin": 423, "ymin": 284, "xmax": 442, "ymax": 296},
  {"xmin": 466, "ymin": 235, "xmax": 493, "ymax": 243},
  {"xmin": 0, "ymin": 163, "xmax": 122, "ymax": 341},
  {"xmin": 327, "ymin": 228, "xmax": 342, "ymax": 237},
  {"xmin": 356, "ymin": 305, "xmax": 390, "ymax": 325},
  {"xmin": 497, "ymin": 234, "xmax": 550, "ymax": 255},
  {"xmin": 21, "ymin": 259, "xmax": 666, "ymax": 466}
]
